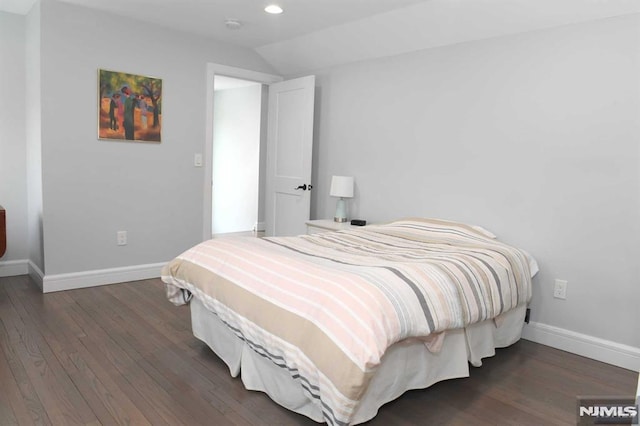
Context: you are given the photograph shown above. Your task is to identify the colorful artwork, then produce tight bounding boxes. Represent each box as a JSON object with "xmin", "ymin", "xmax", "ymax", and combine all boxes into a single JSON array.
[{"xmin": 98, "ymin": 69, "xmax": 162, "ymax": 142}]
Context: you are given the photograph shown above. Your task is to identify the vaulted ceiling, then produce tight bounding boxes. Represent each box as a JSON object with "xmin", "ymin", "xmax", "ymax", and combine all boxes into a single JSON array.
[{"xmin": 2, "ymin": 0, "xmax": 639, "ymax": 75}]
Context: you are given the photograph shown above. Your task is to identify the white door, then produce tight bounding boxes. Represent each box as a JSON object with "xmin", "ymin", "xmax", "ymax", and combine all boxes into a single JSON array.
[{"xmin": 265, "ymin": 75, "xmax": 315, "ymax": 237}]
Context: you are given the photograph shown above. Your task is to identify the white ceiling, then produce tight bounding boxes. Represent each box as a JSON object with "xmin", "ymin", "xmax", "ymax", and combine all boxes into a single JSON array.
[
  {"xmin": 257, "ymin": 0, "xmax": 640, "ymax": 75},
  {"xmin": 2, "ymin": 0, "xmax": 640, "ymax": 75},
  {"xmin": 3, "ymin": 0, "xmax": 426, "ymax": 48}
]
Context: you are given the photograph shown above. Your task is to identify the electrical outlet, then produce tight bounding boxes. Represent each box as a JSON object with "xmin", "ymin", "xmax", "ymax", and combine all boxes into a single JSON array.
[
  {"xmin": 117, "ymin": 231, "xmax": 127, "ymax": 246},
  {"xmin": 553, "ymin": 279, "xmax": 567, "ymax": 300}
]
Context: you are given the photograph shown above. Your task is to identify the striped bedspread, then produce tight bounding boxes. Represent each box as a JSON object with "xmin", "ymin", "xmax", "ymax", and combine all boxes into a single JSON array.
[{"xmin": 161, "ymin": 218, "xmax": 533, "ymax": 425}]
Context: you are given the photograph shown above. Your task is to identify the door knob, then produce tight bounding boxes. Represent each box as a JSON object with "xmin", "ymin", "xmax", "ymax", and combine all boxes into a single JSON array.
[{"xmin": 294, "ymin": 184, "xmax": 307, "ymax": 190}]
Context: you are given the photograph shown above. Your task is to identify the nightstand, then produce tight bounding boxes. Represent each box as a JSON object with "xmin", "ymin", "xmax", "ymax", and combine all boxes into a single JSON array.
[{"xmin": 306, "ymin": 219, "xmax": 357, "ymax": 235}]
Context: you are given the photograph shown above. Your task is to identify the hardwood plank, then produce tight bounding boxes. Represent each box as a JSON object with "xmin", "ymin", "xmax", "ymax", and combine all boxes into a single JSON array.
[
  {"xmin": 0, "ymin": 285, "xmax": 43, "ymax": 426},
  {"xmin": 4, "ymin": 280, "xmax": 116, "ymax": 426},
  {"xmin": 0, "ymin": 326, "xmax": 22, "ymax": 426},
  {"xmin": 64, "ymin": 291, "xmax": 195, "ymax": 426},
  {"xmin": 104, "ymin": 283, "xmax": 297, "ymax": 425},
  {"xmin": 1, "ymin": 281, "xmax": 95, "ymax": 425},
  {"xmin": 11, "ymin": 280, "xmax": 151, "ymax": 426},
  {"xmin": 0, "ymin": 275, "xmax": 636, "ymax": 426},
  {"xmin": 0, "ymin": 319, "xmax": 50, "ymax": 426}
]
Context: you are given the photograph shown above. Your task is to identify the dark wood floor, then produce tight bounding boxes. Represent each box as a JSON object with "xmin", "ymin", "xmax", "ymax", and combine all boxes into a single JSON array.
[{"xmin": 0, "ymin": 275, "xmax": 636, "ymax": 426}]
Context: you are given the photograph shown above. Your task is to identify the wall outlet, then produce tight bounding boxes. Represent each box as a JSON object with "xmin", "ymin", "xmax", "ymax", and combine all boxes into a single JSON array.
[
  {"xmin": 117, "ymin": 231, "xmax": 127, "ymax": 246},
  {"xmin": 553, "ymin": 279, "xmax": 567, "ymax": 299}
]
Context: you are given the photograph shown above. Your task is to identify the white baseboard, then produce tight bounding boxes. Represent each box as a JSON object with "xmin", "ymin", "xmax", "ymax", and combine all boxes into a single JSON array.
[
  {"xmin": 0, "ymin": 259, "xmax": 29, "ymax": 277},
  {"xmin": 522, "ymin": 321, "xmax": 640, "ymax": 372},
  {"xmin": 28, "ymin": 260, "xmax": 44, "ymax": 290},
  {"xmin": 42, "ymin": 262, "xmax": 167, "ymax": 293}
]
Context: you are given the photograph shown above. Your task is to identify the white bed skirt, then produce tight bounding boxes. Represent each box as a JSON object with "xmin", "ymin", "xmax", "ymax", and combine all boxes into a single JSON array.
[{"xmin": 191, "ymin": 297, "xmax": 527, "ymax": 425}]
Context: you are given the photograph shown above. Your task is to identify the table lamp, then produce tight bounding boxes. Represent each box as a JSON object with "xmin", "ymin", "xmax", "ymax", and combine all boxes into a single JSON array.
[{"xmin": 330, "ymin": 176, "xmax": 354, "ymax": 223}]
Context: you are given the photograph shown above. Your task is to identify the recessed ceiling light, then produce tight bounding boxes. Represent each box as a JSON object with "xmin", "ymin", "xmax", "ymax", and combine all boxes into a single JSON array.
[
  {"xmin": 224, "ymin": 19, "xmax": 243, "ymax": 30},
  {"xmin": 264, "ymin": 5, "xmax": 283, "ymax": 14}
]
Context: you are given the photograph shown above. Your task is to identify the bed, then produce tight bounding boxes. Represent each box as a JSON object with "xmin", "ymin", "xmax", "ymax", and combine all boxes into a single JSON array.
[{"xmin": 162, "ymin": 218, "xmax": 538, "ymax": 425}]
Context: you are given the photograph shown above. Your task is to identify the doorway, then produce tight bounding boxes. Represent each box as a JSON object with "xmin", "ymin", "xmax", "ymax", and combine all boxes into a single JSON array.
[
  {"xmin": 212, "ymin": 76, "xmax": 265, "ymax": 236},
  {"xmin": 203, "ymin": 64, "xmax": 282, "ymax": 241}
]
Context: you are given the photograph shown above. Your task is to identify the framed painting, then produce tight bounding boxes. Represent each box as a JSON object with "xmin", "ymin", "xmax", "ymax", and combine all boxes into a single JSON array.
[{"xmin": 98, "ymin": 69, "xmax": 162, "ymax": 142}]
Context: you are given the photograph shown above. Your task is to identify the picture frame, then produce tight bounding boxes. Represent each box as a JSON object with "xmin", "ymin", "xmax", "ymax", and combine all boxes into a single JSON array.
[{"xmin": 98, "ymin": 69, "xmax": 162, "ymax": 143}]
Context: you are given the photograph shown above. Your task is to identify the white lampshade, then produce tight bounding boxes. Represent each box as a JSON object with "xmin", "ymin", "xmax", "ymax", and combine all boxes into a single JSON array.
[
  {"xmin": 330, "ymin": 176, "xmax": 354, "ymax": 223},
  {"xmin": 330, "ymin": 176, "xmax": 354, "ymax": 198}
]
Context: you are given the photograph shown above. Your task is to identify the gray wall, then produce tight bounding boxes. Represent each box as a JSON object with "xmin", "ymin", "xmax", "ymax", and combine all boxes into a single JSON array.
[
  {"xmin": 0, "ymin": 11, "xmax": 29, "ymax": 264},
  {"xmin": 32, "ymin": 0, "xmax": 274, "ymax": 275},
  {"xmin": 26, "ymin": 3, "xmax": 44, "ymax": 275},
  {"xmin": 310, "ymin": 15, "xmax": 640, "ymax": 348}
]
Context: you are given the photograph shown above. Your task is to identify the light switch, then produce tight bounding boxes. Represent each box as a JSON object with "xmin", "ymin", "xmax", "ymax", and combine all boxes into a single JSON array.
[{"xmin": 194, "ymin": 153, "xmax": 203, "ymax": 167}]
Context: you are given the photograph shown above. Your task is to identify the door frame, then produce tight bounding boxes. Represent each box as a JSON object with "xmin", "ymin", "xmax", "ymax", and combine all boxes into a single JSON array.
[{"xmin": 203, "ymin": 63, "xmax": 283, "ymax": 241}]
